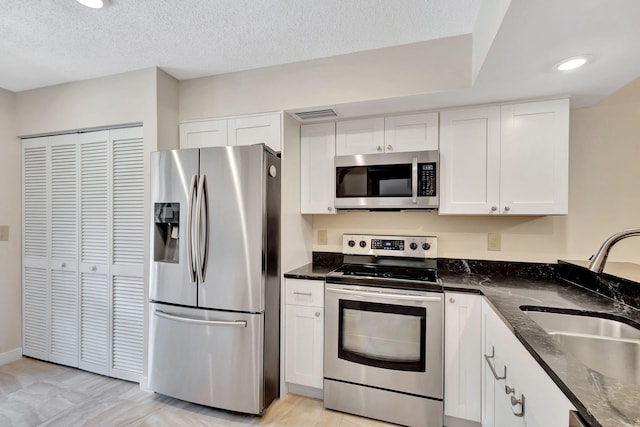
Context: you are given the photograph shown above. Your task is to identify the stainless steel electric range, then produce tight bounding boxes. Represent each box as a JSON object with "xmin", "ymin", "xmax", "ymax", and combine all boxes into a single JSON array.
[{"xmin": 324, "ymin": 234, "xmax": 444, "ymax": 427}]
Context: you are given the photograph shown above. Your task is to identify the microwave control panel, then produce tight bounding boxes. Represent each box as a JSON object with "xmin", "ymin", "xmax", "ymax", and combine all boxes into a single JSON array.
[{"xmin": 419, "ymin": 163, "xmax": 436, "ymax": 197}]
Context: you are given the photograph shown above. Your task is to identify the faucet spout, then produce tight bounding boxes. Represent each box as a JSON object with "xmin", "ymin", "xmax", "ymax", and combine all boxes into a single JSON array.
[{"xmin": 588, "ymin": 228, "xmax": 640, "ymax": 273}]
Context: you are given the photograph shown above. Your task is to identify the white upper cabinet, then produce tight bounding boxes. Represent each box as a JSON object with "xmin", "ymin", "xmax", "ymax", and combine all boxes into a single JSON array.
[
  {"xmin": 439, "ymin": 99, "xmax": 569, "ymax": 215},
  {"xmin": 384, "ymin": 112, "xmax": 439, "ymax": 152},
  {"xmin": 439, "ymin": 106, "xmax": 501, "ymax": 215},
  {"xmin": 500, "ymin": 99, "xmax": 569, "ymax": 215},
  {"xmin": 301, "ymin": 122, "xmax": 336, "ymax": 214},
  {"xmin": 228, "ymin": 113, "xmax": 281, "ymax": 151},
  {"xmin": 179, "ymin": 120, "xmax": 227, "ymax": 148},
  {"xmin": 180, "ymin": 112, "xmax": 281, "ymax": 152},
  {"xmin": 336, "ymin": 117, "xmax": 385, "ymax": 155}
]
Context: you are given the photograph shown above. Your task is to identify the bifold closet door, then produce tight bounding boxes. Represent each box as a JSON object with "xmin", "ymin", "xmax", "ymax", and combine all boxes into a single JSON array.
[
  {"xmin": 78, "ymin": 130, "xmax": 110, "ymax": 375},
  {"xmin": 22, "ymin": 137, "xmax": 50, "ymax": 361},
  {"xmin": 110, "ymin": 127, "xmax": 145, "ymax": 382}
]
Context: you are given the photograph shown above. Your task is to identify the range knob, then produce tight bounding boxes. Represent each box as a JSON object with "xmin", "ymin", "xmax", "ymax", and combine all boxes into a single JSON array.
[
  {"xmin": 422, "ymin": 242, "xmax": 431, "ymax": 251},
  {"xmin": 359, "ymin": 240, "xmax": 367, "ymax": 248},
  {"xmin": 409, "ymin": 242, "xmax": 418, "ymax": 250},
  {"xmin": 348, "ymin": 240, "xmax": 356, "ymax": 247}
]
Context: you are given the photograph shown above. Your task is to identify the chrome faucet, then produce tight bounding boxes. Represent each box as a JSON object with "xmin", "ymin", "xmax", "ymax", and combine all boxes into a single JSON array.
[{"xmin": 588, "ymin": 228, "xmax": 640, "ymax": 273}]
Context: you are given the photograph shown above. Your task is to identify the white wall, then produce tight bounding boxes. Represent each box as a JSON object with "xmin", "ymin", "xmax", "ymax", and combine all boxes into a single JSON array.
[
  {"xmin": 0, "ymin": 88, "xmax": 22, "ymax": 356},
  {"xmin": 313, "ymin": 79, "xmax": 640, "ymax": 264},
  {"xmin": 178, "ymin": 36, "xmax": 471, "ymax": 121}
]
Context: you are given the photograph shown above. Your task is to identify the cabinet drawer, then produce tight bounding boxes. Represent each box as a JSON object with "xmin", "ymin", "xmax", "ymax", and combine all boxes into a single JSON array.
[{"xmin": 285, "ymin": 279, "xmax": 324, "ymax": 307}]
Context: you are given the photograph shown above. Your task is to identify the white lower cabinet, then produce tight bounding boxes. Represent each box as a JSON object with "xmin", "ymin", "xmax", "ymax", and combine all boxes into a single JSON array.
[
  {"xmin": 284, "ymin": 279, "xmax": 324, "ymax": 390},
  {"xmin": 444, "ymin": 292, "xmax": 482, "ymax": 424},
  {"xmin": 481, "ymin": 299, "xmax": 575, "ymax": 427}
]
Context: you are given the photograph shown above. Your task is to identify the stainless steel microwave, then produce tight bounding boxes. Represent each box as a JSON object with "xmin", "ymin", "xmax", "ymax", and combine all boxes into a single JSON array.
[{"xmin": 335, "ymin": 150, "xmax": 439, "ymax": 210}]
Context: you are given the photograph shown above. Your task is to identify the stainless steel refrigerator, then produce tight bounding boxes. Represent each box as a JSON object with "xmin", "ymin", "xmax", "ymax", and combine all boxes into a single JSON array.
[{"xmin": 148, "ymin": 144, "xmax": 280, "ymax": 415}]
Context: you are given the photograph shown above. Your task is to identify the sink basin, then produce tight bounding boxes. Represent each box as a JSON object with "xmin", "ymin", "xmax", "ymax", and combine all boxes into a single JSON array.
[{"xmin": 521, "ymin": 308, "xmax": 640, "ymax": 385}]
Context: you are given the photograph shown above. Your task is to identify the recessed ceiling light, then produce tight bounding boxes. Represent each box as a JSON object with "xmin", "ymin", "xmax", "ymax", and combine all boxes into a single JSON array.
[
  {"xmin": 554, "ymin": 55, "xmax": 592, "ymax": 71},
  {"xmin": 76, "ymin": 0, "xmax": 108, "ymax": 8}
]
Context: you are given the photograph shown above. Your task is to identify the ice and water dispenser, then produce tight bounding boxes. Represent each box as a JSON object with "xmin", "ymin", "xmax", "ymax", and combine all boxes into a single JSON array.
[{"xmin": 154, "ymin": 203, "xmax": 180, "ymax": 263}]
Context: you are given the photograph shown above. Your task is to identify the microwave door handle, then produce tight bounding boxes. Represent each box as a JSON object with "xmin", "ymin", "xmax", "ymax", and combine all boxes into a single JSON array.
[{"xmin": 412, "ymin": 156, "xmax": 418, "ymax": 204}]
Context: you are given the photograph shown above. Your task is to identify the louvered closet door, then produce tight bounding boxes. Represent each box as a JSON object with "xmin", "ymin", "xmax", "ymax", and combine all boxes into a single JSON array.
[
  {"xmin": 22, "ymin": 137, "xmax": 50, "ymax": 360},
  {"xmin": 110, "ymin": 127, "xmax": 145, "ymax": 381},
  {"xmin": 78, "ymin": 131, "xmax": 110, "ymax": 375},
  {"xmin": 48, "ymin": 134, "xmax": 79, "ymax": 367}
]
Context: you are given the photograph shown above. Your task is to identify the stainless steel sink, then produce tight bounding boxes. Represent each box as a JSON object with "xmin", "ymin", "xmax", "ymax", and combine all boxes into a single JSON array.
[{"xmin": 522, "ymin": 308, "xmax": 640, "ymax": 385}]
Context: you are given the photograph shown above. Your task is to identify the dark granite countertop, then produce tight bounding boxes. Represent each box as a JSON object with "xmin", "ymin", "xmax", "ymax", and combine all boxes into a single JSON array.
[
  {"xmin": 283, "ymin": 256, "xmax": 640, "ymax": 426},
  {"xmin": 284, "ymin": 263, "xmax": 336, "ymax": 281}
]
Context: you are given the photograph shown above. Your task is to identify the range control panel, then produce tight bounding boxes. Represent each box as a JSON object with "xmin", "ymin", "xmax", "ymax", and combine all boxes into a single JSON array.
[{"xmin": 342, "ymin": 234, "xmax": 437, "ymax": 259}]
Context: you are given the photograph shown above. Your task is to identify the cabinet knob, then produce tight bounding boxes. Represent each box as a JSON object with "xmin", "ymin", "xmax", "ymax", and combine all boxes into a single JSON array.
[
  {"xmin": 491, "ymin": 206, "xmax": 497, "ymax": 212},
  {"xmin": 91, "ymin": 266, "xmax": 97, "ymax": 272},
  {"xmin": 505, "ymin": 384, "xmax": 516, "ymax": 395},
  {"xmin": 61, "ymin": 262, "xmax": 66, "ymax": 268},
  {"xmin": 449, "ymin": 297, "xmax": 455, "ymax": 303},
  {"xmin": 315, "ymin": 311, "xmax": 321, "ymax": 317},
  {"xmin": 327, "ymin": 206, "xmax": 333, "ymax": 212},
  {"xmin": 386, "ymin": 145, "xmax": 392, "ymax": 151},
  {"xmin": 504, "ymin": 206, "xmax": 511, "ymax": 212},
  {"xmin": 376, "ymin": 145, "xmax": 382, "ymax": 151}
]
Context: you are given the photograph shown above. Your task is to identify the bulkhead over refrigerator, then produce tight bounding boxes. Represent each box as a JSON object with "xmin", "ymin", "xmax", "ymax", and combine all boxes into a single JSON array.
[{"xmin": 148, "ymin": 144, "xmax": 281, "ymax": 415}]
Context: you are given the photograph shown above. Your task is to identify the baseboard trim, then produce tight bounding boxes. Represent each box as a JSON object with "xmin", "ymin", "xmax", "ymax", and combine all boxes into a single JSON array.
[{"xmin": 0, "ymin": 347, "xmax": 23, "ymax": 365}]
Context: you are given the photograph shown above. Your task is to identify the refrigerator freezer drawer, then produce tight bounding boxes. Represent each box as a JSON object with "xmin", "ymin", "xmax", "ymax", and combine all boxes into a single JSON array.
[{"xmin": 148, "ymin": 303, "xmax": 264, "ymax": 414}]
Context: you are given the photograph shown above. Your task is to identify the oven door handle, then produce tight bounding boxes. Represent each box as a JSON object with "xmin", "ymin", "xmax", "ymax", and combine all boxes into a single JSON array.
[{"xmin": 326, "ymin": 286, "xmax": 442, "ymax": 302}]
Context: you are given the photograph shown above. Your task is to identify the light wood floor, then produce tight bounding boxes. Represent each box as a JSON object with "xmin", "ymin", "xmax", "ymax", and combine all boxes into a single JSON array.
[{"xmin": 0, "ymin": 358, "xmax": 395, "ymax": 427}]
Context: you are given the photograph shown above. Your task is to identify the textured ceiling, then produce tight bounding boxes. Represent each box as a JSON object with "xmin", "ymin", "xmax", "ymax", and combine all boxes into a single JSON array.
[{"xmin": 0, "ymin": 0, "xmax": 481, "ymax": 92}]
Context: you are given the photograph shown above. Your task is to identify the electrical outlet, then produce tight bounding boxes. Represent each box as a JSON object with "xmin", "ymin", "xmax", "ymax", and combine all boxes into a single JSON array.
[
  {"xmin": 0, "ymin": 225, "xmax": 8, "ymax": 241},
  {"xmin": 317, "ymin": 229, "xmax": 328, "ymax": 245},
  {"xmin": 488, "ymin": 233, "xmax": 501, "ymax": 251}
]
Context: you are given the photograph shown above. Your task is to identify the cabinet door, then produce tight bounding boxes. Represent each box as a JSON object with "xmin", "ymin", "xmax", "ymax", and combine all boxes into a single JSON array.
[
  {"xmin": 439, "ymin": 106, "xmax": 501, "ymax": 215},
  {"xmin": 22, "ymin": 138, "xmax": 50, "ymax": 361},
  {"xmin": 336, "ymin": 117, "xmax": 384, "ymax": 155},
  {"xmin": 444, "ymin": 292, "xmax": 482, "ymax": 422},
  {"xmin": 301, "ymin": 123, "xmax": 336, "ymax": 214},
  {"xmin": 500, "ymin": 99, "xmax": 569, "ymax": 215},
  {"xmin": 228, "ymin": 113, "xmax": 281, "ymax": 152},
  {"xmin": 179, "ymin": 120, "xmax": 227, "ymax": 148},
  {"xmin": 384, "ymin": 112, "xmax": 439, "ymax": 152},
  {"xmin": 78, "ymin": 131, "xmax": 110, "ymax": 375},
  {"xmin": 285, "ymin": 304, "xmax": 323, "ymax": 389}
]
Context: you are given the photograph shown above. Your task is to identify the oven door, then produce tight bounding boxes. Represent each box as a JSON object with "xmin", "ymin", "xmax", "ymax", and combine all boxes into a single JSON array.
[{"xmin": 324, "ymin": 283, "xmax": 443, "ymax": 398}]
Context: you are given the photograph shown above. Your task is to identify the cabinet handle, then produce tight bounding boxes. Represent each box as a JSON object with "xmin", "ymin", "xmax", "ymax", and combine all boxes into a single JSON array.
[
  {"xmin": 449, "ymin": 297, "xmax": 455, "ymax": 303},
  {"xmin": 386, "ymin": 145, "xmax": 392, "ymax": 151},
  {"xmin": 504, "ymin": 206, "xmax": 511, "ymax": 212},
  {"xmin": 484, "ymin": 346, "xmax": 507, "ymax": 380},
  {"xmin": 510, "ymin": 394, "xmax": 525, "ymax": 417},
  {"xmin": 315, "ymin": 311, "xmax": 321, "ymax": 317},
  {"xmin": 293, "ymin": 291, "xmax": 313, "ymax": 296},
  {"xmin": 376, "ymin": 145, "xmax": 382, "ymax": 151},
  {"xmin": 491, "ymin": 206, "xmax": 497, "ymax": 212}
]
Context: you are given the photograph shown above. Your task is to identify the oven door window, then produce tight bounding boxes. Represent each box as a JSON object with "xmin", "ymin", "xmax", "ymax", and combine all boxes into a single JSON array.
[
  {"xmin": 338, "ymin": 300, "xmax": 426, "ymax": 372},
  {"xmin": 336, "ymin": 164, "xmax": 412, "ymax": 198}
]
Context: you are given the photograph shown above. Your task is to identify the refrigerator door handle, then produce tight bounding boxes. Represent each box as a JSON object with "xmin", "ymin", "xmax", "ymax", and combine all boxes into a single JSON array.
[
  {"xmin": 186, "ymin": 174, "xmax": 198, "ymax": 283},
  {"xmin": 195, "ymin": 173, "xmax": 210, "ymax": 283},
  {"xmin": 154, "ymin": 310, "xmax": 247, "ymax": 328}
]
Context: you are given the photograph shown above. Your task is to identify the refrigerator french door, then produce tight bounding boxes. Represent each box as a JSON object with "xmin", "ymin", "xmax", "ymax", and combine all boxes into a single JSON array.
[{"xmin": 148, "ymin": 144, "xmax": 281, "ymax": 415}]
